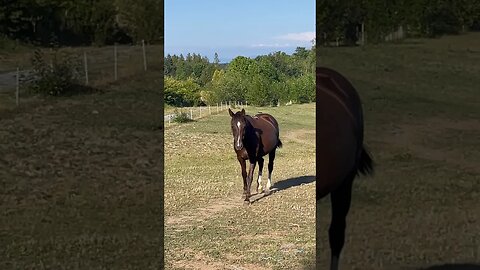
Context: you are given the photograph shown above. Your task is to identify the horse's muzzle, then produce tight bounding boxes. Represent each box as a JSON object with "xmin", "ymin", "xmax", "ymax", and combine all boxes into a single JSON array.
[{"xmin": 234, "ymin": 143, "xmax": 243, "ymax": 151}]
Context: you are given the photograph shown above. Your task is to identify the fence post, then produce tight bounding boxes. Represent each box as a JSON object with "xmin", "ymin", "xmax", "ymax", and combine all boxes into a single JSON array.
[
  {"xmin": 190, "ymin": 108, "xmax": 193, "ymax": 119},
  {"xmin": 49, "ymin": 48, "xmax": 53, "ymax": 68},
  {"xmin": 114, "ymin": 43, "xmax": 118, "ymax": 80},
  {"xmin": 16, "ymin": 67, "xmax": 19, "ymax": 106},
  {"xmin": 142, "ymin": 39, "xmax": 147, "ymax": 71},
  {"xmin": 199, "ymin": 106, "xmax": 202, "ymax": 118},
  {"xmin": 84, "ymin": 52, "xmax": 89, "ymax": 85}
]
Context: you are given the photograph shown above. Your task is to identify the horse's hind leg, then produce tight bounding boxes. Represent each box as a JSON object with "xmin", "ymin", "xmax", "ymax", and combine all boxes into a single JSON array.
[
  {"xmin": 328, "ymin": 172, "xmax": 354, "ymax": 270},
  {"xmin": 256, "ymin": 157, "xmax": 264, "ymax": 193},
  {"xmin": 266, "ymin": 150, "xmax": 276, "ymax": 194}
]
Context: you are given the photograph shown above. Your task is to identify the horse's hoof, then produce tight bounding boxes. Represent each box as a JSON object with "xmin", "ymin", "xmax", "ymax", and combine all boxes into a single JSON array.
[
  {"xmin": 264, "ymin": 189, "xmax": 271, "ymax": 195},
  {"xmin": 243, "ymin": 200, "xmax": 251, "ymax": 206},
  {"xmin": 257, "ymin": 187, "xmax": 264, "ymax": 194}
]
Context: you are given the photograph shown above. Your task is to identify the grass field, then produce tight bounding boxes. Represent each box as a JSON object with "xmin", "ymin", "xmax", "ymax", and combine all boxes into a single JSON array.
[
  {"xmin": 164, "ymin": 103, "xmax": 316, "ymax": 269},
  {"xmin": 317, "ymin": 33, "xmax": 480, "ymax": 269},
  {"xmin": 0, "ymin": 71, "xmax": 163, "ymax": 269}
]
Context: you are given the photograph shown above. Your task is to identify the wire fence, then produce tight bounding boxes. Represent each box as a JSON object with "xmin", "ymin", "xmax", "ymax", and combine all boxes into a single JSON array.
[
  {"xmin": 165, "ymin": 101, "xmax": 248, "ymax": 126},
  {"xmin": 0, "ymin": 41, "xmax": 162, "ymax": 109},
  {"xmin": 319, "ymin": 25, "xmax": 406, "ymax": 47}
]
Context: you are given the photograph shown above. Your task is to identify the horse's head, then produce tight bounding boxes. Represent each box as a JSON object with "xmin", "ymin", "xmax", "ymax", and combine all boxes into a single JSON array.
[{"xmin": 228, "ymin": 108, "xmax": 247, "ymax": 151}]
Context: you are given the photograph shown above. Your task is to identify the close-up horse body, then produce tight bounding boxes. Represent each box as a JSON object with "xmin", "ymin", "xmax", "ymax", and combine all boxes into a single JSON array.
[
  {"xmin": 316, "ymin": 66, "xmax": 374, "ymax": 270},
  {"xmin": 228, "ymin": 108, "xmax": 283, "ymax": 204}
]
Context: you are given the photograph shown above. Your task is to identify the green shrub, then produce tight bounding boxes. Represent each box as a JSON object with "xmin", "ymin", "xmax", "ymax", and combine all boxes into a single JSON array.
[
  {"xmin": 172, "ymin": 110, "xmax": 193, "ymax": 123},
  {"xmin": 28, "ymin": 49, "xmax": 85, "ymax": 96}
]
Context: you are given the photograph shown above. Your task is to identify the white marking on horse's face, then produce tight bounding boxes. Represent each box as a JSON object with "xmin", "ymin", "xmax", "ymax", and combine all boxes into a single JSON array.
[{"xmin": 236, "ymin": 121, "xmax": 242, "ymax": 148}]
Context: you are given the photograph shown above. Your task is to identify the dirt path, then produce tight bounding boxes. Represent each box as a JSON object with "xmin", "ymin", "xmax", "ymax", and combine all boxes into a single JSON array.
[
  {"xmin": 174, "ymin": 251, "xmax": 272, "ymax": 270},
  {"xmin": 166, "ymin": 194, "xmax": 242, "ymax": 227},
  {"xmin": 378, "ymin": 117, "xmax": 480, "ymax": 173},
  {"xmin": 283, "ymin": 129, "xmax": 315, "ymax": 146},
  {"xmin": 0, "ymin": 70, "xmax": 33, "ymax": 92}
]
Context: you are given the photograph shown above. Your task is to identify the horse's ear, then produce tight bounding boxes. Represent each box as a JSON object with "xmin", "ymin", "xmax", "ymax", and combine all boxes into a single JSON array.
[
  {"xmin": 241, "ymin": 108, "xmax": 245, "ymax": 115},
  {"xmin": 228, "ymin": 108, "xmax": 234, "ymax": 117}
]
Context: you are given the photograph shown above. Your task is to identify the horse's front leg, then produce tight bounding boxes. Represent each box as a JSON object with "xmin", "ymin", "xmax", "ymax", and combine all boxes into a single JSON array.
[
  {"xmin": 256, "ymin": 157, "xmax": 264, "ymax": 194},
  {"xmin": 244, "ymin": 160, "xmax": 256, "ymax": 204},
  {"xmin": 238, "ymin": 157, "xmax": 247, "ymax": 199}
]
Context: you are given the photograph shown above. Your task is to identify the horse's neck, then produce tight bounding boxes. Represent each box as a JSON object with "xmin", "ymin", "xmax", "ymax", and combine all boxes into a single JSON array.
[
  {"xmin": 244, "ymin": 115, "xmax": 254, "ymax": 128},
  {"xmin": 244, "ymin": 117, "xmax": 257, "ymax": 137}
]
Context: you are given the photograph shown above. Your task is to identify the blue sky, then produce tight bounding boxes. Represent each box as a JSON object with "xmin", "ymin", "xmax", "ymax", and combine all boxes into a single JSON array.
[{"xmin": 165, "ymin": 0, "xmax": 315, "ymax": 63}]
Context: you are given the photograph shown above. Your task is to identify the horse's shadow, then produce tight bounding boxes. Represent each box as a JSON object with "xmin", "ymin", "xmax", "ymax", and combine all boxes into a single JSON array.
[
  {"xmin": 249, "ymin": 175, "xmax": 315, "ymax": 203},
  {"xmin": 416, "ymin": 264, "xmax": 480, "ymax": 270}
]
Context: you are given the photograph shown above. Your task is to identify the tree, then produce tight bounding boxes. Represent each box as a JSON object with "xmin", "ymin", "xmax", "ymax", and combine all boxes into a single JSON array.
[
  {"xmin": 214, "ymin": 52, "xmax": 220, "ymax": 66},
  {"xmin": 164, "ymin": 54, "xmax": 175, "ymax": 76},
  {"xmin": 164, "ymin": 47, "xmax": 316, "ymax": 107},
  {"xmin": 164, "ymin": 76, "xmax": 201, "ymax": 106},
  {"xmin": 115, "ymin": 0, "xmax": 163, "ymax": 43},
  {"xmin": 293, "ymin": 47, "xmax": 309, "ymax": 59}
]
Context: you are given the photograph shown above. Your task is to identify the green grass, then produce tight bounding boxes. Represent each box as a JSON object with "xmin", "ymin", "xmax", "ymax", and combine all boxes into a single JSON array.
[
  {"xmin": 165, "ymin": 103, "xmax": 316, "ymax": 269},
  {"xmin": 0, "ymin": 71, "xmax": 163, "ymax": 269},
  {"xmin": 317, "ymin": 32, "xmax": 480, "ymax": 269}
]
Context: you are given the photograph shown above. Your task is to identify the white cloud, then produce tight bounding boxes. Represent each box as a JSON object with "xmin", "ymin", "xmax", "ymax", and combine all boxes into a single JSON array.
[
  {"xmin": 250, "ymin": 43, "xmax": 291, "ymax": 48},
  {"xmin": 276, "ymin": 32, "xmax": 315, "ymax": 42}
]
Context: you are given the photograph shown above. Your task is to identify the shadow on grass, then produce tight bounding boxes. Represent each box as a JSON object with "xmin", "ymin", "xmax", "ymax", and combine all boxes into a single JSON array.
[
  {"xmin": 250, "ymin": 175, "xmax": 315, "ymax": 203},
  {"xmin": 272, "ymin": 175, "xmax": 315, "ymax": 191},
  {"xmin": 418, "ymin": 264, "xmax": 480, "ymax": 270}
]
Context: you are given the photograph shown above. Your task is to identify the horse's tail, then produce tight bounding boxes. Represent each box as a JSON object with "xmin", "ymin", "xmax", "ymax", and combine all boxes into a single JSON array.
[
  {"xmin": 276, "ymin": 138, "xmax": 283, "ymax": 149},
  {"xmin": 357, "ymin": 146, "xmax": 374, "ymax": 176}
]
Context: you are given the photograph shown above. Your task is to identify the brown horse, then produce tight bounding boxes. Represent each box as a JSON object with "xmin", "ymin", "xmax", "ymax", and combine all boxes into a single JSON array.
[
  {"xmin": 316, "ymin": 66, "xmax": 374, "ymax": 270},
  {"xmin": 228, "ymin": 108, "xmax": 282, "ymax": 204}
]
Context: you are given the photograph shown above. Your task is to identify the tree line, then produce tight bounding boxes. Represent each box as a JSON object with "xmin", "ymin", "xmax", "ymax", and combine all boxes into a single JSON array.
[
  {"xmin": 0, "ymin": 0, "xmax": 163, "ymax": 46},
  {"xmin": 317, "ymin": 0, "xmax": 480, "ymax": 45},
  {"xmin": 164, "ymin": 46, "xmax": 316, "ymax": 107}
]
